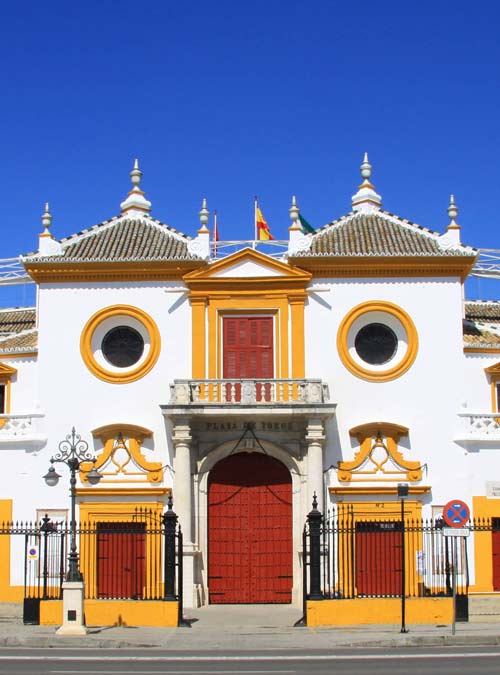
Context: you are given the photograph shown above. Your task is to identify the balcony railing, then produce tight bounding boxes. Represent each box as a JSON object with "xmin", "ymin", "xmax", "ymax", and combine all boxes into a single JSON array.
[
  {"xmin": 456, "ymin": 412, "xmax": 500, "ymax": 442},
  {"xmin": 0, "ymin": 413, "xmax": 45, "ymax": 439},
  {"xmin": 169, "ymin": 379, "xmax": 330, "ymax": 406}
]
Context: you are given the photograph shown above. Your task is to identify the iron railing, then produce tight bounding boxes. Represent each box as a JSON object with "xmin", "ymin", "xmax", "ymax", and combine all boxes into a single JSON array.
[
  {"xmin": 0, "ymin": 503, "xmax": 183, "ymax": 625},
  {"xmin": 301, "ymin": 503, "xmax": 477, "ymax": 623}
]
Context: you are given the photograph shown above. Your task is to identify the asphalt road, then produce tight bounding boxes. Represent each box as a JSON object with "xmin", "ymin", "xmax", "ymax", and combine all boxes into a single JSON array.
[{"xmin": 1, "ymin": 648, "xmax": 500, "ymax": 675}]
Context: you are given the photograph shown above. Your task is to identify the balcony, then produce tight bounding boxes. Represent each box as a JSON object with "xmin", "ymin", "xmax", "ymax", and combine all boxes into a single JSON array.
[
  {"xmin": 0, "ymin": 413, "xmax": 46, "ymax": 446},
  {"xmin": 164, "ymin": 378, "xmax": 334, "ymax": 419},
  {"xmin": 456, "ymin": 412, "xmax": 500, "ymax": 443}
]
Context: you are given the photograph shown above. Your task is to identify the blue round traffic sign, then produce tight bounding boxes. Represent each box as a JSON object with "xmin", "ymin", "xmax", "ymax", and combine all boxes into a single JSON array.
[{"xmin": 443, "ymin": 500, "xmax": 470, "ymax": 528}]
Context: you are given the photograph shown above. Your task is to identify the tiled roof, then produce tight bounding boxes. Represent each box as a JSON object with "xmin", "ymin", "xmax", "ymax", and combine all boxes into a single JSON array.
[
  {"xmin": 24, "ymin": 216, "xmax": 201, "ymax": 263},
  {"xmin": 464, "ymin": 301, "xmax": 500, "ymax": 322},
  {"xmin": 293, "ymin": 211, "xmax": 476, "ymax": 257},
  {"xmin": 0, "ymin": 308, "xmax": 36, "ymax": 335},
  {"xmin": 0, "ymin": 329, "xmax": 38, "ymax": 353},
  {"xmin": 463, "ymin": 302, "xmax": 500, "ymax": 348}
]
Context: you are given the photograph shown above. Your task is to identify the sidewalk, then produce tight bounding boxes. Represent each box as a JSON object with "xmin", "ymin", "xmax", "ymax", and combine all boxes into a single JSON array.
[{"xmin": 1, "ymin": 603, "xmax": 500, "ymax": 650}]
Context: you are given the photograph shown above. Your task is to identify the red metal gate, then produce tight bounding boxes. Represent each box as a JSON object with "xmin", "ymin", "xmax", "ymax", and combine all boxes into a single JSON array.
[
  {"xmin": 97, "ymin": 522, "xmax": 146, "ymax": 599},
  {"xmin": 355, "ymin": 521, "xmax": 402, "ymax": 596},
  {"xmin": 208, "ymin": 452, "xmax": 292, "ymax": 604},
  {"xmin": 492, "ymin": 519, "xmax": 500, "ymax": 591}
]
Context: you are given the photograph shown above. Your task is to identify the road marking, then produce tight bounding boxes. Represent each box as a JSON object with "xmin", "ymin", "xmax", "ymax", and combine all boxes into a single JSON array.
[
  {"xmin": 1, "ymin": 652, "xmax": 500, "ymax": 662},
  {"xmin": 50, "ymin": 672, "xmax": 296, "ymax": 674}
]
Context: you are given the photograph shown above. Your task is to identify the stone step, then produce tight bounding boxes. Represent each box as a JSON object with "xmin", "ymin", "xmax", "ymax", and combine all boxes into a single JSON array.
[{"xmin": 469, "ymin": 595, "xmax": 500, "ymax": 622}]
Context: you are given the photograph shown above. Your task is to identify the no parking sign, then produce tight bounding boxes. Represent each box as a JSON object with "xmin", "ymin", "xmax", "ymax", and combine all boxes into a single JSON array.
[{"xmin": 443, "ymin": 500, "xmax": 470, "ymax": 528}]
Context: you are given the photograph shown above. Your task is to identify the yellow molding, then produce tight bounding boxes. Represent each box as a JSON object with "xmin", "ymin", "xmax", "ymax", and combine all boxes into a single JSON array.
[
  {"xmin": 76, "ymin": 487, "xmax": 170, "ymax": 496},
  {"xmin": 80, "ymin": 305, "xmax": 161, "ymax": 384},
  {"xmin": 338, "ymin": 424, "xmax": 422, "ymax": 482},
  {"xmin": 349, "ymin": 421, "xmax": 408, "ymax": 443},
  {"xmin": 0, "ymin": 364, "xmax": 16, "ymax": 428},
  {"xmin": 184, "ymin": 250, "xmax": 310, "ymax": 381},
  {"xmin": 81, "ymin": 427, "xmax": 163, "ymax": 484},
  {"xmin": 465, "ymin": 347, "xmax": 500, "ymax": 354},
  {"xmin": 288, "ymin": 255, "xmax": 476, "ymax": 281},
  {"xmin": 0, "ymin": 352, "xmax": 37, "ymax": 359},
  {"xmin": 92, "ymin": 423, "xmax": 153, "ymax": 441},
  {"xmin": 330, "ymin": 486, "xmax": 431, "ymax": 495},
  {"xmin": 184, "ymin": 247, "xmax": 312, "ymax": 284},
  {"xmin": 23, "ymin": 260, "xmax": 203, "ymax": 283},
  {"xmin": 337, "ymin": 300, "xmax": 419, "ymax": 382}
]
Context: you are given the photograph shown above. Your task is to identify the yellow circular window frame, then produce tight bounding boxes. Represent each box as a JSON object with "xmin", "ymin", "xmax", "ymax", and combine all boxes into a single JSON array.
[
  {"xmin": 337, "ymin": 301, "xmax": 418, "ymax": 382},
  {"xmin": 80, "ymin": 305, "xmax": 161, "ymax": 384}
]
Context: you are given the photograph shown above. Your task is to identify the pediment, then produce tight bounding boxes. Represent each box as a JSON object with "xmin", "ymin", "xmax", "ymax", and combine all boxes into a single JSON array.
[
  {"xmin": 184, "ymin": 248, "xmax": 311, "ymax": 289},
  {"xmin": 485, "ymin": 362, "xmax": 500, "ymax": 376},
  {"xmin": 0, "ymin": 363, "xmax": 17, "ymax": 377}
]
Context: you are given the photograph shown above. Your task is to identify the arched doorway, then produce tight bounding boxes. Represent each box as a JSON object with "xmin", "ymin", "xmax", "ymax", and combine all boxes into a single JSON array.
[{"xmin": 208, "ymin": 452, "xmax": 292, "ymax": 604}]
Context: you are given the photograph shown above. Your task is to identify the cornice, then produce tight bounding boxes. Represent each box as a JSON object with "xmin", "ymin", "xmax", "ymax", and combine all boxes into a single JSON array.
[
  {"xmin": 288, "ymin": 255, "xmax": 476, "ymax": 281},
  {"xmin": 329, "ymin": 486, "xmax": 431, "ymax": 496},
  {"xmin": 23, "ymin": 260, "xmax": 205, "ymax": 283}
]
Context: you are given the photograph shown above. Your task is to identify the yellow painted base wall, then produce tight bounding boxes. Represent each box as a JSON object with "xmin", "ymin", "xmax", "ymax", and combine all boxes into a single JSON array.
[
  {"xmin": 40, "ymin": 600, "xmax": 179, "ymax": 627},
  {"xmin": 307, "ymin": 598, "xmax": 453, "ymax": 626}
]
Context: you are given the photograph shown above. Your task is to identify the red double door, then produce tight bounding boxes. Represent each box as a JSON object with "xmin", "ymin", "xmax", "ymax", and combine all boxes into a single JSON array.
[{"xmin": 208, "ymin": 453, "xmax": 293, "ymax": 604}]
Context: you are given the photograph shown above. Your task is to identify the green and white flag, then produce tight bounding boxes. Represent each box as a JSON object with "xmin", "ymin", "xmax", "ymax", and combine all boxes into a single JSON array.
[{"xmin": 299, "ymin": 214, "xmax": 315, "ymax": 235}]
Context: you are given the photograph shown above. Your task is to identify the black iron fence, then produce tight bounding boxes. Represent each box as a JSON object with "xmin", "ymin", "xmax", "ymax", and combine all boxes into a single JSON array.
[
  {"xmin": 302, "ymin": 501, "xmax": 481, "ymax": 624},
  {"xmin": 0, "ymin": 501, "xmax": 183, "ymax": 625}
]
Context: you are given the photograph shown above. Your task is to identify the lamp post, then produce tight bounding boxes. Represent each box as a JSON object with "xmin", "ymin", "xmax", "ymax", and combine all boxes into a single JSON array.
[
  {"xmin": 397, "ymin": 482, "xmax": 409, "ymax": 634},
  {"xmin": 43, "ymin": 428, "xmax": 102, "ymax": 582}
]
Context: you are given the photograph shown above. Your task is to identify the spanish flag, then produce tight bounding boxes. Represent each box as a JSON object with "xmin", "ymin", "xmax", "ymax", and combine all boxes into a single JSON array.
[{"xmin": 256, "ymin": 205, "xmax": 274, "ymax": 241}]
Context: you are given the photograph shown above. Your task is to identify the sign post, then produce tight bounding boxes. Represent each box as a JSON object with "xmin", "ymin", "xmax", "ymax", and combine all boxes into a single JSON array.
[{"xmin": 442, "ymin": 500, "xmax": 470, "ymax": 635}]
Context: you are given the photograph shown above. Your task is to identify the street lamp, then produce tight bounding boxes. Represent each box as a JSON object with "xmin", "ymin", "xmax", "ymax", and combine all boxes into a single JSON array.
[
  {"xmin": 43, "ymin": 428, "xmax": 102, "ymax": 582},
  {"xmin": 397, "ymin": 482, "xmax": 409, "ymax": 634}
]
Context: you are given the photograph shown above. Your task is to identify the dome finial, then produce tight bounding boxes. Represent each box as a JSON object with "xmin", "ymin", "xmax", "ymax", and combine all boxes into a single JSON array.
[
  {"xmin": 41, "ymin": 202, "xmax": 52, "ymax": 234},
  {"xmin": 199, "ymin": 197, "xmax": 210, "ymax": 231},
  {"xmin": 360, "ymin": 152, "xmax": 372, "ymax": 182},
  {"xmin": 448, "ymin": 194, "xmax": 459, "ymax": 225},
  {"xmin": 352, "ymin": 152, "xmax": 382, "ymax": 213},
  {"xmin": 289, "ymin": 195, "xmax": 300, "ymax": 225},
  {"xmin": 130, "ymin": 158, "xmax": 142, "ymax": 188},
  {"xmin": 120, "ymin": 158, "xmax": 152, "ymax": 215}
]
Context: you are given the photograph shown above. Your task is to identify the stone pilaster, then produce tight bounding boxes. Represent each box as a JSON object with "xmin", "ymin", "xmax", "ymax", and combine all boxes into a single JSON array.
[{"xmin": 306, "ymin": 418, "xmax": 325, "ymax": 514}]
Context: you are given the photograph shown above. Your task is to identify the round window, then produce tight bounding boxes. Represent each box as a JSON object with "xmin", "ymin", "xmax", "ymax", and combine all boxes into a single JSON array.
[
  {"xmin": 102, "ymin": 326, "xmax": 145, "ymax": 368},
  {"xmin": 80, "ymin": 305, "xmax": 161, "ymax": 384},
  {"xmin": 354, "ymin": 323, "xmax": 398, "ymax": 365},
  {"xmin": 337, "ymin": 301, "xmax": 418, "ymax": 382}
]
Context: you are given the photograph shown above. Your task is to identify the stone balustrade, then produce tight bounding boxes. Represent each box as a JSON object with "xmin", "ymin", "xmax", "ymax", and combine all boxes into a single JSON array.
[
  {"xmin": 0, "ymin": 413, "xmax": 45, "ymax": 440},
  {"xmin": 456, "ymin": 413, "xmax": 500, "ymax": 441},
  {"xmin": 169, "ymin": 379, "xmax": 330, "ymax": 406}
]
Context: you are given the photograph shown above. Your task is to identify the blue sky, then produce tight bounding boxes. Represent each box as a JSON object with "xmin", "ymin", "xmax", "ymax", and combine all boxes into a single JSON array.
[{"xmin": 0, "ymin": 0, "xmax": 499, "ymax": 305}]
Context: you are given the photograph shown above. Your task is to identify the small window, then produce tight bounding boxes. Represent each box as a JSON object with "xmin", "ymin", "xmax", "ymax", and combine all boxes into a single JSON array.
[
  {"xmin": 101, "ymin": 326, "xmax": 144, "ymax": 368},
  {"xmin": 354, "ymin": 323, "xmax": 398, "ymax": 365},
  {"xmin": 0, "ymin": 384, "xmax": 5, "ymax": 414}
]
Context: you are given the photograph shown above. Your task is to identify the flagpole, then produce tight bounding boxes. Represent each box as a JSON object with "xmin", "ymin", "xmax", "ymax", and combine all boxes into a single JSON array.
[
  {"xmin": 254, "ymin": 196, "xmax": 258, "ymax": 250},
  {"xmin": 213, "ymin": 210, "xmax": 218, "ymax": 257}
]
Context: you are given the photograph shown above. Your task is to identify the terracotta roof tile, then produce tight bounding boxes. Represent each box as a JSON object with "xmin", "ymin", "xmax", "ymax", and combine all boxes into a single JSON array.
[
  {"xmin": 0, "ymin": 308, "xmax": 36, "ymax": 335},
  {"xmin": 465, "ymin": 301, "xmax": 500, "ymax": 322},
  {"xmin": 294, "ymin": 211, "xmax": 475, "ymax": 257},
  {"xmin": 0, "ymin": 329, "xmax": 38, "ymax": 353},
  {"xmin": 25, "ymin": 216, "xmax": 201, "ymax": 263}
]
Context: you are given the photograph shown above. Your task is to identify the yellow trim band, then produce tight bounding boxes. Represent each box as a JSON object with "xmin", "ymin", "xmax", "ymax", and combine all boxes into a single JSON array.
[
  {"xmin": 80, "ymin": 305, "xmax": 160, "ymax": 384},
  {"xmin": 337, "ymin": 301, "xmax": 418, "ymax": 382}
]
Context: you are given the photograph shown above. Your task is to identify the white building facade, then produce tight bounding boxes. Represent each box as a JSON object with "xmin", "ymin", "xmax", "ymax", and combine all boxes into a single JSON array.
[{"xmin": 1, "ymin": 156, "xmax": 500, "ymax": 619}]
